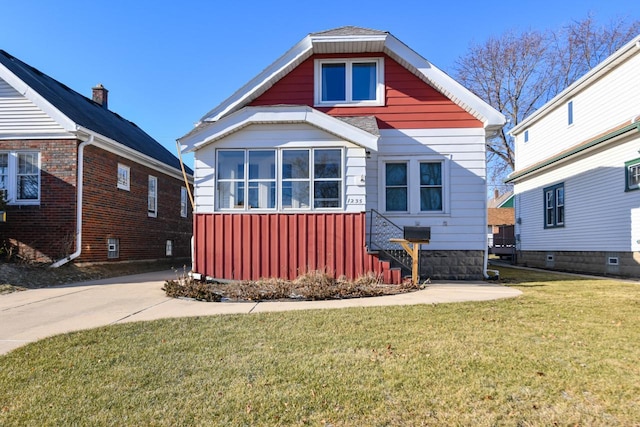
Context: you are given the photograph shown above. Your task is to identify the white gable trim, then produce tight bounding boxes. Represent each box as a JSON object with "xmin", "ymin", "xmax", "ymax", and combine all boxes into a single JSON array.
[
  {"xmin": 193, "ymin": 31, "xmax": 505, "ymax": 131},
  {"xmin": 0, "ymin": 62, "xmax": 77, "ymax": 132},
  {"xmin": 180, "ymin": 106, "xmax": 379, "ymax": 153}
]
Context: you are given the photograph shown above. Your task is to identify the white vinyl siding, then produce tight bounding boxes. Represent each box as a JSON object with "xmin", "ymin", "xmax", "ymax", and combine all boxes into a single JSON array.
[
  {"xmin": 514, "ymin": 136, "xmax": 639, "ymax": 252},
  {"xmin": 367, "ymin": 128, "xmax": 487, "ymax": 251},
  {"xmin": 0, "ymin": 78, "xmax": 67, "ymax": 137},
  {"xmin": 513, "ymin": 52, "xmax": 640, "ymax": 171}
]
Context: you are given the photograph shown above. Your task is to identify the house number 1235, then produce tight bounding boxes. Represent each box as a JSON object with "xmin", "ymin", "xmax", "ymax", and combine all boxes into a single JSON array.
[{"xmin": 346, "ymin": 197, "xmax": 364, "ymax": 205}]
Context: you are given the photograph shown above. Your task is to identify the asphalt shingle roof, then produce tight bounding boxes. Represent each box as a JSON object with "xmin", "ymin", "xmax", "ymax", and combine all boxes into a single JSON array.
[{"xmin": 0, "ymin": 50, "xmax": 190, "ymax": 173}]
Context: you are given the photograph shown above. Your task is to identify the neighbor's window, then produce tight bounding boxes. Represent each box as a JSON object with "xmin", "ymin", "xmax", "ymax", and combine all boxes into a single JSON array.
[
  {"xmin": 165, "ymin": 240, "xmax": 173, "ymax": 256},
  {"xmin": 180, "ymin": 186, "xmax": 188, "ymax": 217},
  {"xmin": 626, "ymin": 158, "xmax": 640, "ymax": 191},
  {"xmin": 385, "ymin": 163, "xmax": 408, "ymax": 212},
  {"xmin": 524, "ymin": 130, "xmax": 529, "ymax": 143},
  {"xmin": 216, "ymin": 148, "xmax": 343, "ymax": 211},
  {"xmin": 0, "ymin": 153, "xmax": 8, "ymax": 201},
  {"xmin": 148, "ymin": 176, "xmax": 157, "ymax": 217},
  {"xmin": 117, "ymin": 163, "xmax": 130, "ymax": 191},
  {"xmin": 107, "ymin": 238, "xmax": 119, "ymax": 259},
  {"xmin": 0, "ymin": 151, "xmax": 40, "ymax": 204},
  {"xmin": 544, "ymin": 183, "xmax": 564, "ymax": 228},
  {"xmin": 567, "ymin": 100, "xmax": 574, "ymax": 125},
  {"xmin": 315, "ymin": 58, "xmax": 384, "ymax": 106},
  {"xmin": 419, "ymin": 162, "xmax": 442, "ymax": 211}
]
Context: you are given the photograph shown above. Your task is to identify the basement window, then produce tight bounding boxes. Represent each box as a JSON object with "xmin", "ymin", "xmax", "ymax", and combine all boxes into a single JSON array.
[{"xmin": 107, "ymin": 238, "xmax": 119, "ymax": 259}]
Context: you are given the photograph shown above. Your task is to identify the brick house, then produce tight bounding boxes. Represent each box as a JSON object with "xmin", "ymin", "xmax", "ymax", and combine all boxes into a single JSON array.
[{"xmin": 0, "ymin": 50, "xmax": 193, "ymax": 265}]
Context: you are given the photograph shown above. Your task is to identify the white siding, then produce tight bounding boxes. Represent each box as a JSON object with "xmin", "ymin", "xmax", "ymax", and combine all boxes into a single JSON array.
[
  {"xmin": 0, "ymin": 77, "xmax": 66, "ymax": 136},
  {"xmin": 193, "ymin": 123, "xmax": 366, "ymax": 213},
  {"xmin": 367, "ymin": 128, "xmax": 488, "ymax": 251},
  {"xmin": 514, "ymin": 52, "xmax": 640, "ymax": 171},
  {"xmin": 515, "ymin": 134, "xmax": 640, "ymax": 252}
]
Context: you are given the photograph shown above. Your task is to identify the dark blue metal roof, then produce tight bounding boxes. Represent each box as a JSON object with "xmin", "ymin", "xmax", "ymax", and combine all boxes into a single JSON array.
[{"xmin": 0, "ymin": 50, "xmax": 191, "ymax": 174}]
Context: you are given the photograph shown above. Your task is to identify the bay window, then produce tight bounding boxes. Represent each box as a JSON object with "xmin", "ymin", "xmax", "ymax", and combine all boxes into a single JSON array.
[{"xmin": 216, "ymin": 148, "xmax": 343, "ymax": 211}]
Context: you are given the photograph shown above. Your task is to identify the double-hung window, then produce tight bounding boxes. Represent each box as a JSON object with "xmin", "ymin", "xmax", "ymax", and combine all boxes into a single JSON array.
[
  {"xmin": 217, "ymin": 150, "xmax": 276, "ymax": 210},
  {"xmin": 625, "ymin": 158, "xmax": 640, "ymax": 192},
  {"xmin": 315, "ymin": 58, "xmax": 384, "ymax": 106},
  {"xmin": 0, "ymin": 151, "xmax": 40, "ymax": 204},
  {"xmin": 216, "ymin": 148, "xmax": 343, "ymax": 211},
  {"xmin": 385, "ymin": 163, "xmax": 408, "ymax": 211},
  {"xmin": 544, "ymin": 183, "xmax": 564, "ymax": 228},
  {"xmin": 383, "ymin": 159, "xmax": 445, "ymax": 213},
  {"xmin": 117, "ymin": 164, "xmax": 130, "ymax": 191},
  {"xmin": 148, "ymin": 176, "xmax": 158, "ymax": 217}
]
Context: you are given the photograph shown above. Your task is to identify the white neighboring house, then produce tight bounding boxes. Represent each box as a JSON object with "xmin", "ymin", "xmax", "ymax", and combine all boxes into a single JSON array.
[{"xmin": 507, "ymin": 35, "xmax": 640, "ymax": 278}]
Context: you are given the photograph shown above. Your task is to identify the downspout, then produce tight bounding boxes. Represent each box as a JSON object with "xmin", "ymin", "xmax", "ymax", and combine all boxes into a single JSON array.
[
  {"xmin": 175, "ymin": 140, "xmax": 195, "ymax": 272},
  {"xmin": 50, "ymin": 135, "xmax": 94, "ymax": 268}
]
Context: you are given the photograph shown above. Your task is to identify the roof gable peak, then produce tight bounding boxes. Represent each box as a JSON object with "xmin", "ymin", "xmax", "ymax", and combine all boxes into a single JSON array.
[{"xmin": 310, "ymin": 26, "xmax": 388, "ymax": 37}]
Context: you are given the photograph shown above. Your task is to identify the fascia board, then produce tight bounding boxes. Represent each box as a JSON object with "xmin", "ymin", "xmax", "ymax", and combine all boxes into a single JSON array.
[
  {"xmin": 383, "ymin": 35, "xmax": 506, "ymax": 131},
  {"xmin": 511, "ymin": 35, "xmax": 640, "ymax": 135},
  {"xmin": 186, "ymin": 106, "xmax": 379, "ymax": 153},
  {"xmin": 77, "ymin": 126, "xmax": 191, "ymax": 181},
  {"xmin": 0, "ymin": 62, "xmax": 78, "ymax": 132},
  {"xmin": 198, "ymin": 38, "xmax": 314, "ymax": 123}
]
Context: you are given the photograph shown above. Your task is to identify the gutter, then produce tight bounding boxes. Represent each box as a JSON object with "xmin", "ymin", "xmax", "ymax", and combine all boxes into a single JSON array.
[{"xmin": 50, "ymin": 135, "xmax": 94, "ymax": 268}]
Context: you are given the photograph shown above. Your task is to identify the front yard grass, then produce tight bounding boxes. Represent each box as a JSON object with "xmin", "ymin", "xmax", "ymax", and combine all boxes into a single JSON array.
[{"xmin": 1, "ymin": 267, "xmax": 639, "ymax": 425}]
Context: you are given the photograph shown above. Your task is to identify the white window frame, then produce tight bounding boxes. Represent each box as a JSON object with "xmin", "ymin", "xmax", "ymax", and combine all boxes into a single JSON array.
[
  {"xmin": 378, "ymin": 156, "xmax": 449, "ymax": 215},
  {"xmin": 148, "ymin": 175, "xmax": 158, "ymax": 217},
  {"xmin": 166, "ymin": 240, "xmax": 173, "ymax": 256},
  {"xmin": 215, "ymin": 148, "xmax": 344, "ymax": 212},
  {"xmin": 117, "ymin": 163, "xmax": 130, "ymax": 191},
  {"xmin": 314, "ymin": 58, "xmax": 385, "ymax": 107},
  {"xmin": 180, "ymin": 186, "xmax": 188, "ymax": 217},
  {"xmin": 0, "ymin": 151, "xmax": 41, "ymax": 205}
]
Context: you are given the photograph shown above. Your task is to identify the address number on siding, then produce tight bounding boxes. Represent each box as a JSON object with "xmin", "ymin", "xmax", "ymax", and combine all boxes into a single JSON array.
[{"xmin": 346, "ymin": 197, "xmax": 364, "ymax": 205}]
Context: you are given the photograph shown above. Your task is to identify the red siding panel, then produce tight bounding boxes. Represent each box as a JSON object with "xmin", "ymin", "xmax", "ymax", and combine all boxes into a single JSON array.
[
  {"xmin": 193, "ymin": 212, "xmax": 401, "ymax": 284},
  {"xmin": 249, "ymin": 53, "xmax": 482, "ymax": 130}
]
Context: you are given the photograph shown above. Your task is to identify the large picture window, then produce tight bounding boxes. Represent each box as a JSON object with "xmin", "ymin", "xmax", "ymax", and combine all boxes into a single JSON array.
[
  {"xmin": 216, "ymin": 148, "xmax": 343, "ymax": 211},
  {"xmin": 544, "ymin": 183, "xmax": 564, "ymax": 228},
  {"xmin": 0, "ymin": 151, "xmax": 40, "ymax": 204},
  {"xmin": 315, "ymin": 58, "xmax": 384, "ymax": 106}
]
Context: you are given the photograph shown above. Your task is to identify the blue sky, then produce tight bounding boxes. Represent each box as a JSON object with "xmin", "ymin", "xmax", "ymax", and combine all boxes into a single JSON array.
[{"xmin": 2, "ymin": 0, "xmax": 638, "ymax": 173}]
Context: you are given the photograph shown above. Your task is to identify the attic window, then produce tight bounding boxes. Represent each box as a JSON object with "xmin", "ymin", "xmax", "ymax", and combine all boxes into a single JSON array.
[{"xmin": 314, "ymin": 58, "xmax": 384, "ymax": 106}]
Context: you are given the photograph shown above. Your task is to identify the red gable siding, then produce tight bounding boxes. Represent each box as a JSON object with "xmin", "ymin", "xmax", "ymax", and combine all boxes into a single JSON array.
[{"xmin": 249, "ymin": 53, "xmax": 482, "ymax": 129}]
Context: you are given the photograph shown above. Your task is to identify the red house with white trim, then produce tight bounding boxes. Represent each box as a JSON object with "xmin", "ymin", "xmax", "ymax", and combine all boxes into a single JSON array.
[{"xmin": 179, "ymin": 27, "xmax": 505, "ymax": 283}]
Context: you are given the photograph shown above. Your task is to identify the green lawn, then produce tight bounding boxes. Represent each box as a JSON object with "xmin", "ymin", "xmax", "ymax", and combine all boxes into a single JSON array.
[{"xmin": 1, "ymin": 267, "xmax": 639, "ymax": 426}]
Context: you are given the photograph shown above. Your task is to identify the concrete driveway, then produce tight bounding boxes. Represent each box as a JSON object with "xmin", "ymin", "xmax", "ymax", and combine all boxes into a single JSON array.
[{"xmin": 0, "ymin": 270, "xmax": 522, "ymax": 355}]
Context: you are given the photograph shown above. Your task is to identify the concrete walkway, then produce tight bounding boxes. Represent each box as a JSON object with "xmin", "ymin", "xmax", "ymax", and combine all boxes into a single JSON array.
[{"xmin": 0, "ymin": 270, "xmax": 522, "ymax": 355}]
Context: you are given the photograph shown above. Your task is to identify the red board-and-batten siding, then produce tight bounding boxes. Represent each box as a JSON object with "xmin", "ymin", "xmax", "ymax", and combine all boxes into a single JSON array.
[
  {"xmin": 249, "ymin": 53, "xmax": 482, "ymax": 129},
  {"xmin": 194, "ymin": 212, "xmax": 402, "ymax": 284}
]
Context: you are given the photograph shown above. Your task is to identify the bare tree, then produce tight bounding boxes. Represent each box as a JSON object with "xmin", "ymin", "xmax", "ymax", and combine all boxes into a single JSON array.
[{"xmin": 455, "ymin": 15, "xmax": 640, "ymax": 185}]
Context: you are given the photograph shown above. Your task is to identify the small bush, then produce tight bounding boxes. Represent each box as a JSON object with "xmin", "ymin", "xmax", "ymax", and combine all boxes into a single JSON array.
[{"xmin": 163, "ymin": 269, "xmax": 420, "ymax": 302}]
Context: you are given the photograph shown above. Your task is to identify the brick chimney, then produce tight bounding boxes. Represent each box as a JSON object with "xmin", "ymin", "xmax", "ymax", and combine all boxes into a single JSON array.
[
  {"xmin": 92, "ymin": 84, "xmax": 108, "ymax": 109},
  {"xmin": 494, "ymin": 189, "xmax": 500, "ymax": 199}
]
